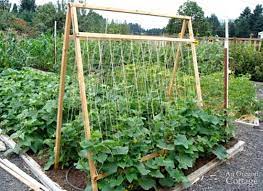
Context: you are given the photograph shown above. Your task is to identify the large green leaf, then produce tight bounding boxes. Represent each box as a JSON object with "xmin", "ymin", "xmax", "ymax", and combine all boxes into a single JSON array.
[
  {"xmin": 175, "ymin": 154, "xmax": 194, "ymax": 169},
  {"xmin": 212, "ymin": 145, "xmax": 228, "ymax": 160},
  {"xmin": 159, "ymin": 177, "xmax": 174, "ymax": 187},
  {"xmin": 102, "ymin": 163, "xmax": 118, "ymax": 175},
  {"xmin": 174, "ymin": 134, "xmax": 191, "ymax": 149},
  {"xmin": 125, "ymin": 171, "xmax": 138, "ymax": 183},
  {"xmin": 136, "ymin": 163, "xmax": 150, "ymax": 176},
  {"xmin": 112, "ymin": 146, "xmax": 129, "ymax": 155},
  {"xmin": 149, "ymin": 170, "xmax": 164, "ymax": 178},
  {"xmin": 157, "ymin": 141, "xmax": 174, "ymax": 150},
  {"xmin": 138, "ymin": 177, "xmax": 155, "ymax": 190},
  {"xmin": 96, "ymin": 153, "xmax": 108, "ymax": 163}
]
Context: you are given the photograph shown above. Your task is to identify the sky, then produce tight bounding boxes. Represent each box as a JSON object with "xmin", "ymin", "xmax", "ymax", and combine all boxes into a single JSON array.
[{"xmin": 9, "ymin": 0, "xmax": 263, "ymax": 29}]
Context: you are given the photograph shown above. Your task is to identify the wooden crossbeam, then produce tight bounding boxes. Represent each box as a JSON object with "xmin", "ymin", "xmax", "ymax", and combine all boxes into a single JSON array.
[
  {"xmin": 140, "ymin": 150, "xmax": 167, "ymax": 162},
  {"xmin": 71, "ymin": 32, "xmax": 194, "ymax": 43},
  {"xmin": 71, "ymin": 2, "xmax": 191, "ymax": 20}
]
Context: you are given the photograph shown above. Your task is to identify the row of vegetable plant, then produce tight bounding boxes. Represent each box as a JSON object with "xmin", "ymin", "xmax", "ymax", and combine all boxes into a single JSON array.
[{"xmin": 0, "ymin": 66, "xmax": 258, "ymax": 190}]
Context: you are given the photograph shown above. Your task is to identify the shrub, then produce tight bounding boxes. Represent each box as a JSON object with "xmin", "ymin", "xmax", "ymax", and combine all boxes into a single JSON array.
[{"xmin": 230, "ymin": 43, "xmax": 263, "ymax": 82}]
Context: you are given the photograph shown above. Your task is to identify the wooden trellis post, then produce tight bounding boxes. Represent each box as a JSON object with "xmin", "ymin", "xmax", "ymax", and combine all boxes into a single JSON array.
[
  {"xmin": 167, "ymin": 20, "xmax": 187, "ymax": 97},
  {"xmin": 54, "ymin": 3, "xmax": 203, "ymax": 191},
  {"xmin": 54, "ymin": 5, "xmax": 71, "ymax": 170}
]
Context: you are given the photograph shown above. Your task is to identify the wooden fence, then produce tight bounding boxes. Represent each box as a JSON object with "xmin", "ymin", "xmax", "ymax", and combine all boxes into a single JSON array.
[{"xmin": 196, "ymin": 37, "xmax": 262, "ymax": 51}]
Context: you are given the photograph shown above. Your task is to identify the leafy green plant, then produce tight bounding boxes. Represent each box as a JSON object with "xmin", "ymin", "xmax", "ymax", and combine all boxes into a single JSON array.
[
  {"xmin": 230, "ymin": 43, "xmax": 263, "ymax": 82},
  {"xmin": 201, "ymin": 72, "xmax": 259, "ymax": 116},
  {"xmin": 0, "ymin": 67, "xmax": 239, "ymax": 191}
]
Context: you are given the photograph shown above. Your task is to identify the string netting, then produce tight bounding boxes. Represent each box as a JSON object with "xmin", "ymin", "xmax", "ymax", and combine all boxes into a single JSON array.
[{"xmin": 61, "ymin": 38, "xmax": 199, "ymax": 178}]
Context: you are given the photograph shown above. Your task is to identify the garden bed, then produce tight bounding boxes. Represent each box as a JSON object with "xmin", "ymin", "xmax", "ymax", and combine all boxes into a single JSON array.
[
  {"xmin": 0, "ymin": 133, "xmax": 244, "ymax": 191},
  {"xmin": 0, "ymin": 68, "xmax": 256, "ymax": 190}
]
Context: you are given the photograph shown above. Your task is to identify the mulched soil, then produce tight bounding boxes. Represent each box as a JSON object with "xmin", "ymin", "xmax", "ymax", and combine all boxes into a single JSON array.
[{"xmin": 30, "ymin": 153, "xmax": 87, "ymax": 191}]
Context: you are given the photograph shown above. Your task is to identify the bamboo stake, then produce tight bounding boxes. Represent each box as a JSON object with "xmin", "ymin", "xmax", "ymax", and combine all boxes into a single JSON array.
[
  {"xmin": 188, "ymin": 19, "xmax": 203, "ymax": 107},
  {"xmin": 54, "ymin": 4, "xmax": 72, "ymax": 171},
  {"xmin": 71, "ymin": 6, "xmax": 98, "ymax": 191},
  {"xmin": 167, "ymin": 20, "xmax": 187, "ymax": 97}
]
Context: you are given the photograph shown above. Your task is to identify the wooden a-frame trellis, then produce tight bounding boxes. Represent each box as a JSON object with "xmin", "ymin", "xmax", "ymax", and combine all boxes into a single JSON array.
[{"xmin": 54, "ymin": 3, "xmax": 203, "ymax": 191}]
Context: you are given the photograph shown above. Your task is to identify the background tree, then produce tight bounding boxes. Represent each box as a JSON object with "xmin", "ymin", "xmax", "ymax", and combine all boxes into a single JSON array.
[
  {"xmin": 19, "ymin": 0, "xmax": 36, "ymax": 23},
  {"xmin": 250, "ymin": 4, "xmax": 263, "ymax": 37},
  {"xmin": 166, "ymin": 18, "xmax": 182, "ymax": 35},
  {"xmin": 234, "ymin": 7, "xmax": 252, "ymax": 37},
  {"xmin": 107, "ymin": 20, "xmax": 129, "ymax": 34},
  {"xmin": 178, "ymin": 0, "xmax": 210, "ymax": 36},
  {"xmin": 228, "ymin": 20, "xmax": 236, "ymax": 37},
  {"xmin": 33, "ymin": 3, "xmax": 56, "ymax": 33},
  {"xmin": 207, "ymin": 14, "xmax": 224, "ymax": 36},
  {"xmin": 12, "ymin": 3, "xmax": 18, "ymax": 14},
  {"xmin": 128, "ymin": 23, "xmax": 144, "ymax": 34},
  {"xmin": 145, "ymin": 28, "xmax": 164, "ymax": 35},
  {"xmin": 20, "ymin": 0, "xmax": 36, "ymax": 12},
  {"xmin": 0, "ymin": 0, "xmax": 10, "ymax": 11},
  {"xmin": 78, "ymin": 10, "xmax": 106, "ymax": 33},
  {"xmin": 166, "ymin": 0, "xmax": 210, "ymax": 36}
]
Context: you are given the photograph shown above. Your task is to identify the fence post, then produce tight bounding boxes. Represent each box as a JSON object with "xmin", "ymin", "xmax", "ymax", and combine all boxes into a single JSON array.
[{"xmin": 224, "ymin": 20, "xmax": 229, "ymax": 127}]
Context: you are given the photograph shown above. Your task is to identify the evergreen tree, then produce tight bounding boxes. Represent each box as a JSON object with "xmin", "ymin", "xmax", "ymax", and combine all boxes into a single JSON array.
[
  {"xmin": 0, "ymin": 0, "xmax": 10, "ymax": 10},
  {"xmin": 207, "ymin": 14, "xmax": 223, "ymax": 36},
  {"xmin": 20, "ymin": 0, "xmax": 36, "ymax": 12},
  {"xmin": 12, "ymin": 3, "xmax": 18, "ymax": 13},
  {"xmin": 166, "ymin": 1, "xmax": 210, "ymax": 36},
  {"xmin": 234, "ymin": 7, "xmax": 252, "ymax": 37},
  {"xmin": 251, "ymin": 4, "xmax": 263, "ymax": 37}
]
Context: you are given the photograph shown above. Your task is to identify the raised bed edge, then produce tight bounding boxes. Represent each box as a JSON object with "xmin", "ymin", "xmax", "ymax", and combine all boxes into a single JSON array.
[{"xmin": 0, "ymin": 134, "xmax": 65, "ymax": 191}]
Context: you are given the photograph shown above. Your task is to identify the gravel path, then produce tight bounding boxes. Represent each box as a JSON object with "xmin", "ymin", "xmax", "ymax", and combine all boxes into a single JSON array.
[
  {"xmin": 186, "ymin": 82, "xmax": 263, "ymax": 191},
  {"xmin": 185, "ymin": 123, "xmax": 263, "ymax": 191},
  {"xmin": 0, "ymin": 147, "xmax": 32, "ymax": 191}
]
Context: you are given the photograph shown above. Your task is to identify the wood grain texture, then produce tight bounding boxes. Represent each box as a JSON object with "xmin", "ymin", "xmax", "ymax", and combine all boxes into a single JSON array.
[
  {"xmin": 73, "ymin": 32, "xmax": 194, "ymax": 43},
  {"xmin": 0, "ymin": 134, "xmax": 64, "ymax": 191},
  {"xmin": 71, "ymin": 2, "xmax": 191, "ymax": 20},
  {"xmin": 54, "ymin": 4, "xmax": 72, "ymax": 170},
  {"xmin": 167, "ymin": 20, "xmax": 188, "ymax": 97},
  {"xmin": 188, "ymin": 19, "xmax": 203, "ymax": 107},
  {"xmin": 71, "ymin": 6, "xmax": 98, "ymax": 191}
]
